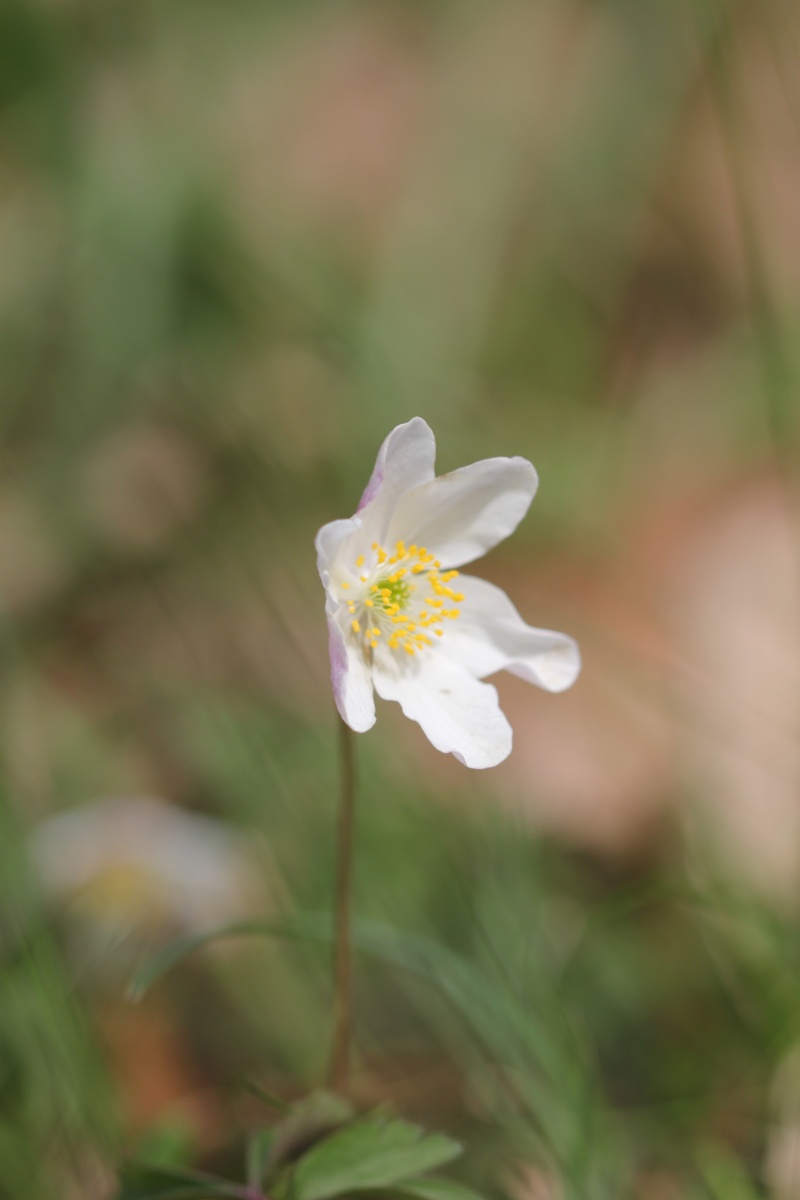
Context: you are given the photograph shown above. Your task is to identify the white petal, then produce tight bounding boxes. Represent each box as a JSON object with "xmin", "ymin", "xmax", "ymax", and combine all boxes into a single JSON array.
[
  {"xmin": 387, "ymin": 457, "xmax": 537, "ymax": 568},
  {"xmin": 327, "ymin": 616, "xmax": 376, "ymax": 732},
  {"xmin": 316, "ymin": 419, "xmax": 437, "ymax": 585},
  {"xmin": 372, "ymin": 651, "xmax": 512, "ymax": 768},
  {"xmin": 357, "ymin": 417, "xmax": 437, "ymax": 537},
  {"xmin": 316, "ymin": 516, "xmax": 363, "ymax": 598},
  {"xmin": 440, "ymin": 574, "xmax": 581, "ymax": 692}
]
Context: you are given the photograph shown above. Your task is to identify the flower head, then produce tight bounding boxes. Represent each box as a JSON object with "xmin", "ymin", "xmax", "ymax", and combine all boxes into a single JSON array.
[
  {"xmin": 32, "ymin": 796, "xmax": 265, "ymax": 944},
  {"xmin": 316, "ymin": 418, "xmax": 580, "ymax": 768}
]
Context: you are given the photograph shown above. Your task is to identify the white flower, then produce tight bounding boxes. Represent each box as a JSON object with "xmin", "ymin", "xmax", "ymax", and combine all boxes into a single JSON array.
[
  {"xmin": 32, "ymin": 796, "xmax": 265, "ymax": 939},
  {"xmin": 316, "ymin": 418, "xmax": 581, "ymax": 769}
]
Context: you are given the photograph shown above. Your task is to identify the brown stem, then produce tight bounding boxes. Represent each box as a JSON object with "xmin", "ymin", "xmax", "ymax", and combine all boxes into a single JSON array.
[{"xmin": 327, "ymin": 715, "xmax": 357, "ymax": 1093}]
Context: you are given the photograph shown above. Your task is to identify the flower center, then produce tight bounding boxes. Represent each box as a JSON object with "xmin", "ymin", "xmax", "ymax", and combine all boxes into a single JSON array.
[
  {"xmin": 341, "ymin": 540, "xmax": 464, "ymax": 657},
  {"xmin": 373, "ymin": 574, "xmax": 411, "ymax": 612}
]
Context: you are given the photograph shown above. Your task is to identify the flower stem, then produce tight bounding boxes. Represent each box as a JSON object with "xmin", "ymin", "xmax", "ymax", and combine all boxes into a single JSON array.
[{"xmin": 328, "ymin": 715, "xmax": 356, "ymax": 1093}]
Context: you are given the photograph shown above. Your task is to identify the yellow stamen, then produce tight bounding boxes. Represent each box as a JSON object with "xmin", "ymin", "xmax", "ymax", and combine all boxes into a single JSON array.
[{"xmin": 346, "ymin": 536, "xmax": 463, "ymax": 658}]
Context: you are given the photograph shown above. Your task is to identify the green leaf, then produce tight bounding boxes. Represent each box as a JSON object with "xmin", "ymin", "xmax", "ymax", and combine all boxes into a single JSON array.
[
  {"xmin": 697, "ymin": 1145, "xmax": 762, "ymax": 1200},
  {"xmin": 246, "ymin": 1130, "xmax": 274, "ymax": 1190},
  {"xmin": 127, "ymin": 920, "xmax": 282, "ymax": 1000},
  {"xmin": 241, "ymin": 1079, "xmax": 292, "ymax": 1114},
  {"xmin": 117, "ymin": 1163, "xmax": 245, "ymax": 1200},
  {"xmin": 269, "ymin": 1091, "xmax": 355, "ymax": 1171},
  {"xmin": 392, "ymin": 1178, "xmax": 486, "ymax": 1200},
  {"xmin": 118, "ymin": 1189, "xmax": 220, "ymax": 1200},
  {"xmin": 291, "ymin": 1117, "xmax": 463, "ymax": 1200}
]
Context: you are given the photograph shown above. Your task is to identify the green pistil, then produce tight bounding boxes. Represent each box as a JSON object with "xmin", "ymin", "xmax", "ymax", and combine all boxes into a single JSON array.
[{"xmin": 375, "ymin": 576, "xmax": 411, "ymax": 611}]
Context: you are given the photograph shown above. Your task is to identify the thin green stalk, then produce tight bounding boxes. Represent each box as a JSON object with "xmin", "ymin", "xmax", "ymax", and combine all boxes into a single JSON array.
[{"xmin": 327, "ymin": 716, "xmax": 357, "ymax": 1093}]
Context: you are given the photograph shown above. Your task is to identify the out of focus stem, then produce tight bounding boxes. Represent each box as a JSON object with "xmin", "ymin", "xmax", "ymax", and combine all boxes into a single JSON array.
[
  {"xmin": 328, "ymin": 715, "xmax": 356, "ymax": 1093},
  {"xmin": 704, "ymin": 5, "xmax": 796, "ymax": 480}
]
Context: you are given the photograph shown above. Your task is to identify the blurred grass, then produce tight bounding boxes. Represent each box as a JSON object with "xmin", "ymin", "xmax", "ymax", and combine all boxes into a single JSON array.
[{"xmin": 2, "ymin": 0, "xmax": 800, "ymax": 1196}]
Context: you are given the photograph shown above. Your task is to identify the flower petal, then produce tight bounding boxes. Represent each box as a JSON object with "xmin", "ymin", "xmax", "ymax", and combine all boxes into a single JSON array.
[
  {"xmin": 358, "ymin": 417, "xmax": 437, "ymax": 530},
  {"xmin": 440, "ymin": 574, "xmax": 581, "ymax": 692},
  {"xmin": 372, "ymin": 651, "xmax": 512, "ymax": 768},
  {"xmin": 316, "ymin": 516, "xmax": 363, "ymax": 598},
  {"xmin": 386, "ymin": 457, "xmax": 537, "ymax": 568},
  {"xmin": 316, "ymin": 419, "xmax": 438, "ymax": 585},
  {"xmin": 316, "ymin": 513, "xmax": 362, "ymax": 578},
  {"xmin": 327, "ymin": 616, "xmax": 376, "ymax": 732}
]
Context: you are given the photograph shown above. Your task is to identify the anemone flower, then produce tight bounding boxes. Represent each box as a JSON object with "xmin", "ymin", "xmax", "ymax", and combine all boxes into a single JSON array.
[{"xmin": 316, "ymin": 418, "xmax": 580, "ymax": 768}]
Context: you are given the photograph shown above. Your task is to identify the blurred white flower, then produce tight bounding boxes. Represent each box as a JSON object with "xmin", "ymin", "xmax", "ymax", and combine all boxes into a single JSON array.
[
  {"xmin": 316, "ymin": 417, "xmax": 580, "ymax": 768},
  {"xmin": 32, "ymin": 796, "xmax": 264, "ymax": 942}
]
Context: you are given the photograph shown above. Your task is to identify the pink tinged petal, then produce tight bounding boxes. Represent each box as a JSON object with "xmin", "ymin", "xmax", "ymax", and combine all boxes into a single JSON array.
[
  {"xmin": 441, "ymin": 574, "xmax": 581, "ymax": 692},
  {"xmin": 387, "ymin": 457, "xmax": 538, "ymax": 569},
  {"xmin": 372, "ymin": 653, "xmax": 512, "ymax": 769},
  {"xmin": 357, "ymin": 417, "xmax": 437, "ymax": 525},
  {"xmin": 327, "ymin": 616, "xmax": 376, "ymax": 732}
]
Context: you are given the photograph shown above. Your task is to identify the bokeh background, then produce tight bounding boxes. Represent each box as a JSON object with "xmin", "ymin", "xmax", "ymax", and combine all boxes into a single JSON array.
[{"xmin": 3, "ymin": 0, "xmax": 800, "ymax": 1196}]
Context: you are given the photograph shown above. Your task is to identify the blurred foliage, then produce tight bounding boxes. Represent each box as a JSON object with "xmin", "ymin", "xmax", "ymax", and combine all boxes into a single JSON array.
[{"xmin": 2, "ymin": 0, "xmax": 800, "ymax": 1196}]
